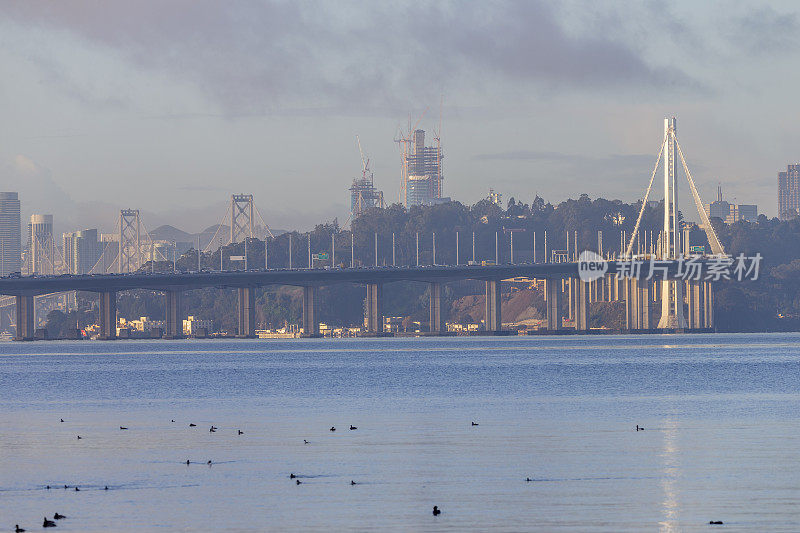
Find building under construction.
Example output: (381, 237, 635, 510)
(398, 128, 444, 207)
(350, 137, 384, 219)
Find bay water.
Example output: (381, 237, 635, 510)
(2, 334, 800, 531)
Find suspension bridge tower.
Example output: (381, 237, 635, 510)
(118, 209, 141, 274)
(230, 194, 254, 244)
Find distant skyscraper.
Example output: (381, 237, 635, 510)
(704, 185, 759, 224)
(778, 164, 800, 220)
(0, 192, 21, 276)
(28, 214, 54, 274)
(63, 229, 99, 274)
(398, 129, 445, 207)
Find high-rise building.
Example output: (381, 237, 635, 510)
(704, 186, 758, 224)
(399, 129, 445, 207)
(63, 229, 99, 274)
(28, 214, 54, 274)
(0, 192, 21, 276)
(778, 164, 800, 220)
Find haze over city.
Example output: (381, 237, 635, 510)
(2, 0, 799, 234)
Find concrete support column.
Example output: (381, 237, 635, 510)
(704, 281, 714, 329)
(429, 282, 444, 333)
(638, 278, 651, 330)
(302, 285, 319, 337)
(567, 278, 573, 320)
(237, 287, 256, 338)
(164, 290, 182, 339)
(365, 283, 383, 335)
(99, 291, 117, 340)
(625, 278, 637, 330)
(574, 278, 590, 331)
(14, 295, 34, 341)
(545, 278, 562, 330)
(484, 279, 502, 332)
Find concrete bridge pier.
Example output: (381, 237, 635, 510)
(625, 277, 652, 330)
(574, 278, 590, 331)
(14, 295, 34, 341)
(484, 280, 501, 333)
(302, 285, 319, 337)
(164, 290, 183, 339)
(429, 282, 444, 333)
(237, 287, 256, 338)
(99, 291, 117, 340)
(704, 281, 714, 329)
(686, 280, 714, 329)
(545, 278, 563, 330)
(365, 283, 383, 335)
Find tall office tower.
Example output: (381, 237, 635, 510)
(63, 229, 99, 274)
(778, 164, 800, 220)
(28, 214, 54, 274)
(399, 129, 444, 207)
(0, 192, 21, 276)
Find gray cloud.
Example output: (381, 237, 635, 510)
(726, 5, 799, 55)
(2, 0, 703, 113)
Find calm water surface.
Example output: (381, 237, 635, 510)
(2, 333, 800, 532)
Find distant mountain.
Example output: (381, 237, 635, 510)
(149, 225, 195, 243)
(147, 224, 286, 251)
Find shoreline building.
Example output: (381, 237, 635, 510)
(398, 129, 446, 207)
(0, 192, 21, 276)
(778, 164, 800, 220)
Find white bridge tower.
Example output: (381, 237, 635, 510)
(657, 117, 686, 329)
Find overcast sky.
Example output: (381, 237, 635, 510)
(1, 0, 798, 235)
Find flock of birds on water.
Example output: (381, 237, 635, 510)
(11, 419, 727, 530)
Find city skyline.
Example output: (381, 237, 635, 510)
(2, 1, 799, 234)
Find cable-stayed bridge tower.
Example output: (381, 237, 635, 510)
(625, 117, 726, 329)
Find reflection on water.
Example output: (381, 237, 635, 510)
(659, 417, 680, 532)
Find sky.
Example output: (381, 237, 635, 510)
(1, 0, 799, 235)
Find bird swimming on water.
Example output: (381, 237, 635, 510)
(189, 423, 196, 427)
(76, 435, 81, 439)
(636, 425, 644, 431)
(60, 418, 64, 423)
(53, 513, 66, 520)
(14, 525, 24, 532)
(104, 486, 108, 490)
(186, 460, 190, 465)
(290, 473, 296, 479)
(433, 506, 441, 516)
(349, 425, 357, 430)
(120, 426, 128, 430)
(330, 426, 336, 431)
(296, 479, 302, 485)
(709, 521, 723, 525)
(207, 460, 212, 465)
(238, 430, 243, 435)
(74, 487, 79, 491)
(303, 439, 309, 444)
(351, 480, 356, 485)
(471, 422, 479, 426)
(42, 516, 56, 528)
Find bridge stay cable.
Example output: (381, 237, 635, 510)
(625, 136, 666, 258)
(674, 139, 725, 256)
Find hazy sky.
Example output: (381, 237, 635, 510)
(1, 0, 799, 235)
